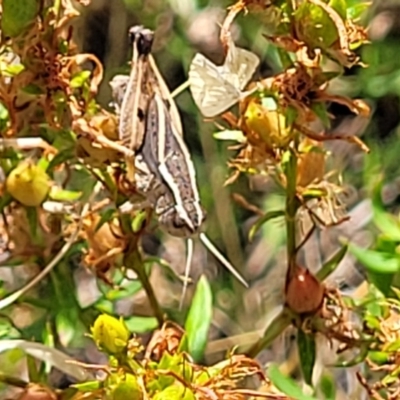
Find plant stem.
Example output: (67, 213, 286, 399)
(285, 149, 299, 284)
(0, 373, 28, 389)
(125, 240, 164, 326)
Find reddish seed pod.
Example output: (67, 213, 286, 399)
(285, 265, 324, 314)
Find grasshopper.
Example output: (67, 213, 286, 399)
(111, 26, 248, 305)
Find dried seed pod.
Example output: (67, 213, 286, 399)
(285, 265, 324, 314)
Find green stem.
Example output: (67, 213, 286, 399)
(0, 373, 28, 389)
(124, 240, 164, 326)
(285, 149, 299, 284)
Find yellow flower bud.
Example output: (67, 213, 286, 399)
(91, 314, 130, 355)
(6, 161, 51, 207)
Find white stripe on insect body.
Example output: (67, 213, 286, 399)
(137, 92, 205, 237)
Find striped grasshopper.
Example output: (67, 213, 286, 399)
(111, 26, 247, 304)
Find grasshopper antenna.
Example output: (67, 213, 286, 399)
(199, 233, 248, 287)
(179, 237, 194, 310)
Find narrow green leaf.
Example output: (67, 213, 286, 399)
(319, 374, 336, 400)
(3, 64, 25, 77)
(347, 2, 370, 19)
(317, 244, 348, 281)
(70, 71, 92, 89)
(27, 354, 40, 383)
(297, 330, 316, 385)
(268, 364, 318, 400)
(95, 208, 116, 232)
(71, 380, 102, 392)
(249, 210, 285, 241)
(26, 207, 39, 241)
(131, 210, 147, 233)
(248, 309, 292, 357)
(124, 316, 158, 333)
(347, 242, 400, 274)
(184, 275, 212, 362)
(49, 188, 82, 202)
(367, 271, 394, 296)
(105, 280, 142, 301)
(334, 344, 369, 367)
(372, 183, 400, 241)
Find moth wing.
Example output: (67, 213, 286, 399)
(223, 34, 260, 90)
(188, 53, 243, 118)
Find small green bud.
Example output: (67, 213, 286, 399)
(107, 373, 142, 400)
(91, 314, 130, 355)
(6, 161, 51, 207)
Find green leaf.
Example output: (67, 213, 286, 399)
(47, 149, 75, 172)
(22, 83, 44, 95)
(285, 106, 298, 127)
(124, 316, 158, 333)
(328, 0, 347, 20)
(294, 1, 340, 51)
(0, 193, 12, 213)
(131, 210, 147, 233)
(95, 208, 116, 232)
(27, 354, 41, 383)
(297, 330, 316, 385)
(71, 380, 102, 392)
(70, 71, 92, 89)
(319, 374, 336, 400)
(317, 244, 348, 281)
(372, 183, 400, 241)
(268, 364, 318, 400)
(184, 275, 212, 362)
(2, 64, 25, 77)
(1, 0, 40, 37)
(248, 309, 292, 356)
(105, 280, 143, 301)
(335, 344, 369, 367)
(347, 242, 400, 274)
(249, 210, 285, 241)
(347, 1, 370, 19)
(49, 188, 82, 202)
(367, 271, 394, 296)
(26, 207, 39, 242)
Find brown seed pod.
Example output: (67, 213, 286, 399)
(285, 265, 324, 314)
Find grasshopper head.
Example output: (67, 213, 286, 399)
(128, 26, 154, 56)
